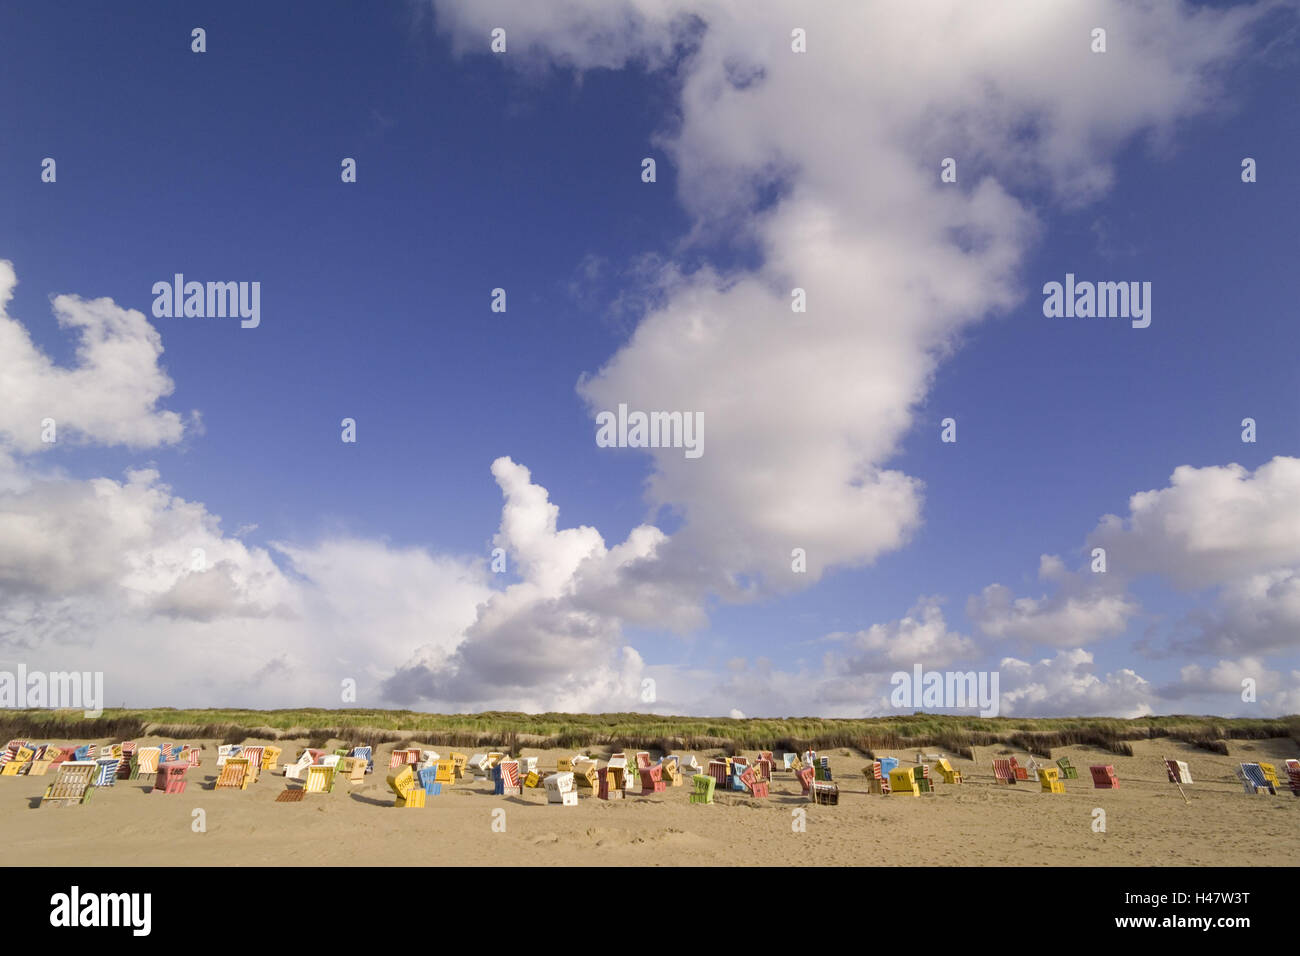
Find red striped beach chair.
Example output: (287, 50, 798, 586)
(1285, 760, 1300, 796)
(992, 759, 1017, 785)
(241, 746, 265, 778)
(1089, 765, 1120, 789)
(134, 746, 162, 778)
(1, 745, 34, 775)
(635, 752, 652, 772)
(1164, 759, 1191, 784)
(707, 759, 728, 792)
(184, 747, 202, 768)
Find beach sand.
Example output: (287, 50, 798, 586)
(5, 736, 1297, 866)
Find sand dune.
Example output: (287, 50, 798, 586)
(5, 737, 1297, 866)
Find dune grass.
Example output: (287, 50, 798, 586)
(1, 709, 1295, 759)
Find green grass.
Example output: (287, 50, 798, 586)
(1, 708, 1295, 759)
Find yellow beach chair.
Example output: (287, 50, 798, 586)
(304, 765, 336, 793)
(1038, 767, 1065, 793)
(888, 768, 919, 796)
(214, 757, 251, 790)
(935, 758, 963, 784)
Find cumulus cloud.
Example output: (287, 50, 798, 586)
(0, 260, 187, 453)
(967, 554, 1139, 646)
(382, 457, 699, 712)
(827, 596, 976, 671)
(1088, 457, 1300, 656)
(434, 0, 1264, 594)
(998, 649, 1154, 718)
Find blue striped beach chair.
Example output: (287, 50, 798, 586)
(94, 757, 121, 787)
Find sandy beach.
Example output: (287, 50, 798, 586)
(5, 736, 1297, 867)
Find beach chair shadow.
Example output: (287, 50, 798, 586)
(347, 792, 392, 808)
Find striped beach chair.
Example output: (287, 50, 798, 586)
(707, 759, 728, 792)
(348, 746, 373, 774)
(241, 747, 265, 779)
(304, 765, 336, 794)
(1240, 763, 1275, 795)
(134, 746, 162, 778)
(690, 774, 715, 804)
(992, 759, 1017, 785)
(184, 747, 202, 768)
(867, 760, 891, 794)
(912, 765, 932, 793)
(28, 746, 54, 776)
(782, 753, 796, 771)
(1165, 759, 1191, 785)
(493, 760, 521, 796)
(1284, 760, 1300, 796)
(1089, 765, 1120, 789)
(0, 745, 34, 775)
(635, 752, 652, 772)
(93, 757, 121, 787)
(216, 744, 241, 767)
(215, 757, 251, 790)
(41, 761, 98, 807)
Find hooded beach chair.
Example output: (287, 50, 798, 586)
(689, 774, 715, 804)
(812, 781, 840, 805)
(782, 753, 796, 771)
(449, 752, 467, 778)
(433, 758, 455, 786)
(889, 768, 919, 796)
(516, 756, 537, 775)
(1038, 767, 1065, 794)
(283, 751, 313, 781)
(678, 754, 702, 775)
(797, 766, 815, 795)
(545, 771, 578, 805)
(992, 759, 1017, 785)
(28, 746, 54, 776)
(912, 765, 932, 793)
(1056, 757, 1078, 779)
(598, 766, 625, 800)
(573, 760, 600, 790)
(640, 763, 666, 795)
(153, 762, 188, 794)
(867, 760, 890, 794)
(135, 746, 162, 778)
(41, 761, 97, 807)
(935, 758, 963, 784)
(94, 757, 121, 787)
(216, 744, 241, 767)
(1285, 760, 1300, 796)
(707, 759, 729, 792)
(215, 757, 252, 790)
(304, 765, 336, 794)
(184, 747, 202, 768)
(240, 747, 265, 778)
(635, 752, 652, 772)
(1164, 759, 1192, 785)
(1089, 765, 1120, 789)
(257, 745, 280, 772)
(338, 757, 366, 783)
(493, 760, 521, 796)
(1241, 763, 1275, 795)
(740, 767, 769, 798)
(661, 755, 683, 786)
(387, 765, 423, 807)
(1, 745, 34, 775)
(1009, 757, 1029, 781)
(1259, 763, 1281, 789)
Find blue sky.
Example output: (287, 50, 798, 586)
(0, 0, 1296, 717)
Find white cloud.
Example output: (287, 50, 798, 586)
(998, 649, 1154, 718)
(0, 260, 187, 453)
(827, 596, 976, 670)
(434, 0, 1263, 593)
